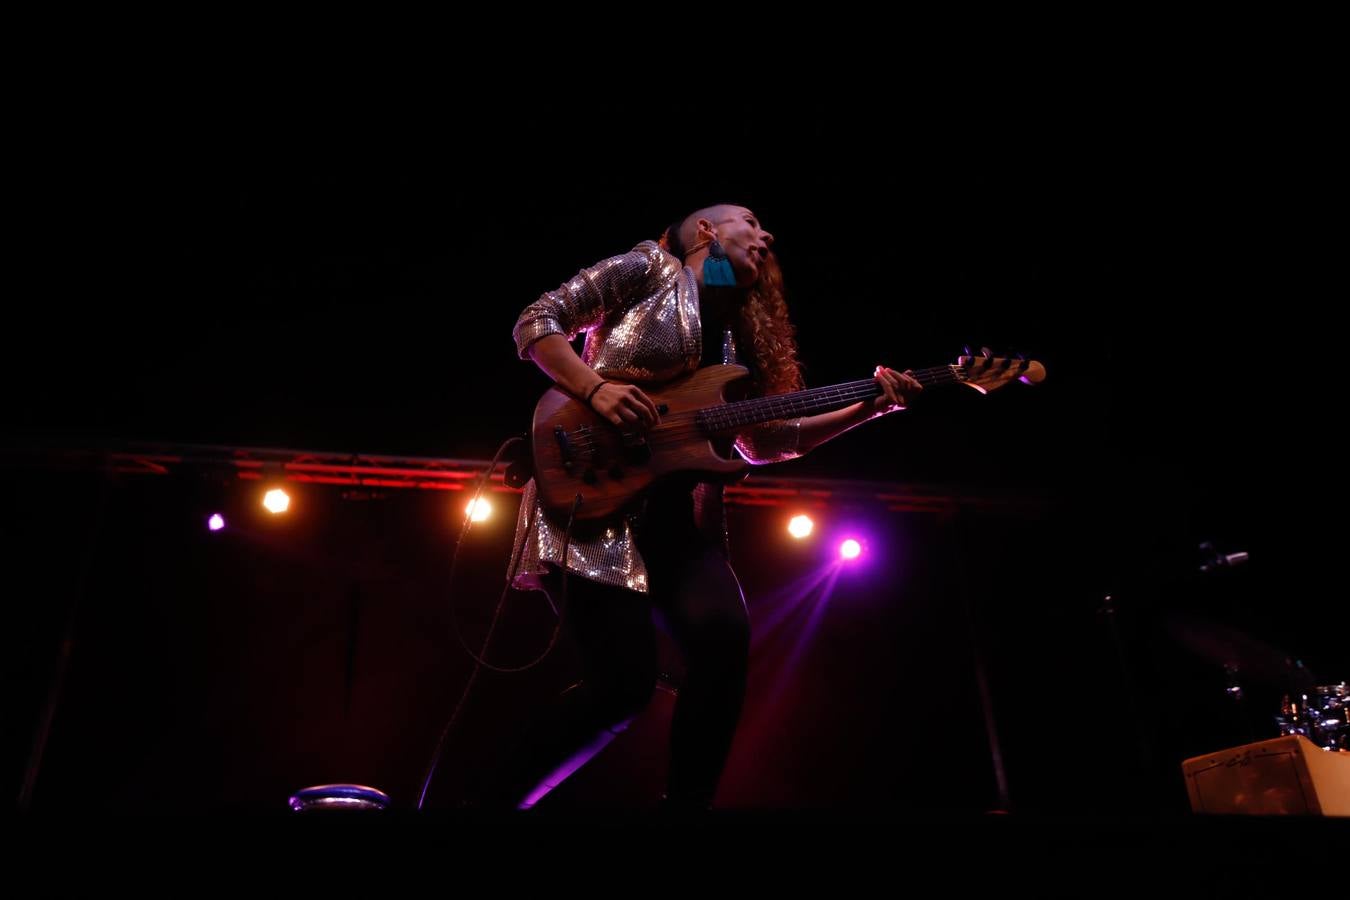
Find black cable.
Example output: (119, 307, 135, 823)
(415, 435, 580, 810)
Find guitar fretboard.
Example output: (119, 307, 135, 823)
(695, 364, 965, 433)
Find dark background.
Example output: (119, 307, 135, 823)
(4, 85, 1335, 816)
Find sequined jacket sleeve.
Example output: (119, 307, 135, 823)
(734, 416, 805, 465)
(513, 240, 665, 359)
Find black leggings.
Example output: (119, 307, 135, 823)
(494, 487, 750, 809)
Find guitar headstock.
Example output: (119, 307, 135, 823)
(955, 350, 1046, 394)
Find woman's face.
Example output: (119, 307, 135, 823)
(708, 206, 774, 288)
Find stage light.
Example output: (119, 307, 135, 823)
(207, 513, 226, 531)
(465, 497, 492, 522)
(263, 488, 291, 514)
(839, 538, 862, 560)
(787, 514, 814, 539)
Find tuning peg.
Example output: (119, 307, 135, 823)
(980, 347, 992, 359)
(962, 344, 973, 358)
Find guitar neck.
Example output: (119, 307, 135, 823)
(695, 363, 965, 433)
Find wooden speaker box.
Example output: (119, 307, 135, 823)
(1182, 735, 1350, 816)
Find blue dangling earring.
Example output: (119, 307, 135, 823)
(702, 238, 737, 287)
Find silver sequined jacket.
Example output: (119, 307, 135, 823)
(507, 240, 805, 593)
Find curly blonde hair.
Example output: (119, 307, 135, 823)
(659, 220, 805, 397)
(733, 251, 805, 396)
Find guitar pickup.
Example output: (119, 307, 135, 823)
(620, 432, 652, 466)
(553, 426, 575, 472)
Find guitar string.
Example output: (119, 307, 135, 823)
(560, 365, 984, 452)
(562, 369, 967, 452)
